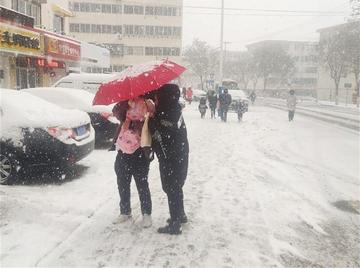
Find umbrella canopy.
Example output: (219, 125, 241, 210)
(93, 59, 186, 105)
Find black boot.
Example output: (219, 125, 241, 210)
(166, 214, 188, 224)
(158, 220, 182, 235)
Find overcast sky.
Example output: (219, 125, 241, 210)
(182, 0, 351, 51)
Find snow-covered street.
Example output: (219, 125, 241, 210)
(1, 104, 359, 268)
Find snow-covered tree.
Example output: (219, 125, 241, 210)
(250, 44, 294, 91)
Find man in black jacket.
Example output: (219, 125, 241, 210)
(148, 84, 189, 235)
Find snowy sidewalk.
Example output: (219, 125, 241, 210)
(1, 105, 359, 267)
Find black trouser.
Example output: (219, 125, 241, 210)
(114, 149, 152, 215)
(288, 110, 295, 121)
(159, 155, 188, 223)
(220, 106, 229, 122)
(237, 112, 243, 121)
(210, 106, 216, 118)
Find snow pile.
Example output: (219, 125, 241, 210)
(24, 87, 114, 114)
(0, 89, 90, 135)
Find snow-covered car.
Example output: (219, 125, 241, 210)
(53, 73, 116, 94)
(227, 89, 250, 112)
(192, 89, 207, 102)
(0, 89, 95, 185)
(23, 87, 119, 145)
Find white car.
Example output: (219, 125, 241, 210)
(53, 73, 117, 94)
(0, 89, 95, 184)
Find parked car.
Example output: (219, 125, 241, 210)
(192, 89, 207, 102)
(53, 73, 116, 94)
(227, 89, 250, 112)
(23, 87, 119, 146)
(0, 89, 95, 184)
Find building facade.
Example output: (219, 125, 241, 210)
(0, 3, 81, 89)
(247, 40, 318, 96)
(317, 22, 360, 105)
(67, 0, 183, 72)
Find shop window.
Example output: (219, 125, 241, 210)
(112, 25, 122, 34)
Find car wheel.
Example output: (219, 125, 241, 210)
(0, 153, 19, 185)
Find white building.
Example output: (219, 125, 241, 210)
(247, 40, 318, 96)
(67, 0, 183, 72)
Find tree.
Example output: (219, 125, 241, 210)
(183, 39, 215, 90)
(344, 21, 360, 106)
(319, 23, 359, 105)
(349, 0, 360, 21)
(250, 43, 294, 91)
(224, 52, 253, 90)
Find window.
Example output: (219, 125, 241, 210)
(91, 3, 101, 12)
(124, 5, 134, 14)
(91, 24, 101, 33)
(80, 3, 90, 12)
(133, 47, 144, 55)
(102, 4, 112, 13)
(155, 6, 161, 15)
(53, 15, 64, 33)
(73, 2, 80, 11)
(70, 23, 80, 32)
(101, 24, 112, 34)
(124, 25, 134, 35)
(146, 26, 154, 36)
(134, 25, 144, 36)
(145, 6, 154, 15)
(145, 47, 154, 55)
(112, 5, 122, 14)
(112, 25, 122, 34)
(134, 6, 144, 15)
(80, 24, 90, 33)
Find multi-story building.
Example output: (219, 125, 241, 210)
(247, 40, 318, 96)
(317, 21, 360, 104)
(68, 0, 183, 73)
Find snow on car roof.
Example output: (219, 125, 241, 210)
(0, 89, 90, 132)
(24, 87, 113, 113)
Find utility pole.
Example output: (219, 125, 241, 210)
(219, 0, 224, 86)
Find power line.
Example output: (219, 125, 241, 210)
(183, 12, 346, 17)
(183, 5, 347, 15)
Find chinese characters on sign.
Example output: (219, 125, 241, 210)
(45, 35, 81, 61)
(0, 24, 41, 54)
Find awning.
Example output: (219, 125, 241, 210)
(52, 4, 74, 17)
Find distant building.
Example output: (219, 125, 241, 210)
(68, 0, 183, 73)
(317, 21, 360, 105)
(247, 40, 318, 96)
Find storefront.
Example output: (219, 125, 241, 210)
(0, 21, 43, 89)
(42, 33, 81, 86)
(1, 6, 81, 89)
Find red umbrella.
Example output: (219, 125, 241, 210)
(93, 59, 186, 105)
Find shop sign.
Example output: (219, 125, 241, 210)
(0, 23, 42, 55)
(45, 35, 80, 61)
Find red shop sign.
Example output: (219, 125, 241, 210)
(45, 35, 80, 61)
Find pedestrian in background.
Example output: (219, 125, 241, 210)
(207, 90, 218, 119)
(287, 89, 297, 121)
(185, 87, 193, 104)
(198, 97, 208, 119)
(218, 88, 232, 122)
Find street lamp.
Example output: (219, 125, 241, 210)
(219, 0, 224, 86)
